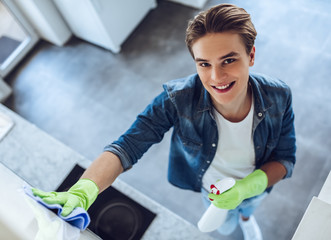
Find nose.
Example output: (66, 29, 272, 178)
(211, 66, 227, 82)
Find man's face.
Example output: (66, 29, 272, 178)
(191, 32, 255, 113)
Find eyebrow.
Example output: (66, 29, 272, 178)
(195, 51, 240, 62)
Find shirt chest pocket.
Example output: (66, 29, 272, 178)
(175, 118, 203, 151)
(174, 111, 211, 154)
(178, 133, 203, 150)
(266, 138, 278, 149)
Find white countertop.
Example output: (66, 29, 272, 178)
(291, 171, 331, 240)
(0, 162, 100, 240)
(318, 171, 331, 204)
(0, 104, 214, 240)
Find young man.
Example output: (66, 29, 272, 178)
(33, 4, 296, 240)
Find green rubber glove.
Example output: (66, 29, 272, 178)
(208, 169, 268, 210)
(32, 179, 99, 217)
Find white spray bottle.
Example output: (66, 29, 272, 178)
(198, 177, 236, 232)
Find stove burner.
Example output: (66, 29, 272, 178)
(95, 202, 141, 240)
(57, 164, 156, 240)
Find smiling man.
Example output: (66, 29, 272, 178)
(33, 4, 296, 240)
(192, 32, 254, 122)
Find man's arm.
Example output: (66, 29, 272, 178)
(32, 151, 124, 216)
(260, 161, 287, 188)
(81, 151, 124, 193)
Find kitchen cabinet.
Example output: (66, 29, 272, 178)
(0, 77, 11, 102)
(13, 0, 71, 46)
(53, 0, 157, 53)
(167, 0, 208, 9)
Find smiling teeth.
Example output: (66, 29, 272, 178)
(215, 83, 230, 90)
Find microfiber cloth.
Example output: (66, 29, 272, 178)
(23, 186, 90, 231)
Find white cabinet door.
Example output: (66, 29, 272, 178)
(0, 0, 39, 78)
(54, 0, 157, 53)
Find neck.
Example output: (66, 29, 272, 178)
(214, 84, 252, 122)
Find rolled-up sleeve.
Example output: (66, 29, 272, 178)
(104, 143, 133, 171)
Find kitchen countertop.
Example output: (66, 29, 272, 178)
(291, 170, 331, 240)
(0, 104, 214, 240)
(0, 162, 100, 240)
(318, 170, 331, 204)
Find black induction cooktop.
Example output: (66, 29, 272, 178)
(56, 164, 156, 240)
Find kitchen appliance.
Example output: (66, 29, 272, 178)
(57, 164, 156, 240)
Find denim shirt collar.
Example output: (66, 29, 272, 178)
(196, 86, 213, 114)
(249, 74, 273, 113)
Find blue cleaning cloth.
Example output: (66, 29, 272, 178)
(24, 186, 90, 231)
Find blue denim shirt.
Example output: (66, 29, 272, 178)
(105, 73, 296, 192)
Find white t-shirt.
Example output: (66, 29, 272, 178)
(202, 101, 256, 190)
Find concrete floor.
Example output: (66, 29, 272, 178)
(4, 0, 331, 239)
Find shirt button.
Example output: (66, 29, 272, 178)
(202, 169, 205, 172)
(258, 112, 263, 118)
(212, 143, 216, 147)
(206, 161, 210, 164)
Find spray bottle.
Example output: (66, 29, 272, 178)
(198, 177, 236, 232)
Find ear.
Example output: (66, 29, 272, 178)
(249, 46, 255, 67)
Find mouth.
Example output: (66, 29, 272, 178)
(212, 81, 235, 93)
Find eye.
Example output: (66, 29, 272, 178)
(224, 58, 236, 65)
(199, 62, 211, 67)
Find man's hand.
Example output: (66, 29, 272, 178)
(208, 170, 268, 210)
(32, 179, 99, 217)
